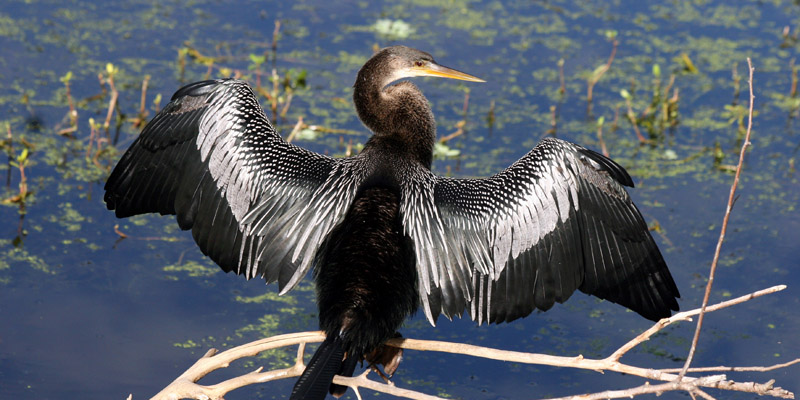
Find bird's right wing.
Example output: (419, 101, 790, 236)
(105, 79, 365, 293)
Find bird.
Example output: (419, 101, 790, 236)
(104, 45, 680, 399)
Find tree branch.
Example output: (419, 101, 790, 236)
(679, 57, 756, 380)
(144, 286, 793, 400)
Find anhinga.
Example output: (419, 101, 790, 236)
(105, 46, 679, 399)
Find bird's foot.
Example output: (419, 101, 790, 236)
(364, 333, 404, 382)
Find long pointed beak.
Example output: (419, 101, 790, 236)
(410, 63, 485, 82)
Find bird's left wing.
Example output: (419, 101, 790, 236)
(402, 137, 679, 325)
(105, 79, 365, 293)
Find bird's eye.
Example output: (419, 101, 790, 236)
(415, 61, 424, 67)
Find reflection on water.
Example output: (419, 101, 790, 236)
(0, 1, 798, 399)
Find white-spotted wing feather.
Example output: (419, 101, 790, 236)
(403, 137, 679, 325)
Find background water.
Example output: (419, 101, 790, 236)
(0, 1, 798, 399)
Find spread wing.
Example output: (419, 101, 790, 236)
(104, 79, 365, 293)
(403, 137, 680, 325)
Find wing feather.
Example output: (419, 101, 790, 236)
(105, 79, 364, 293)
(404, 137, 679, 325)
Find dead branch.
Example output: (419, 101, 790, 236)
(545, 375, 729, 400)
(679, 57, 756, 380)
(148, 332, 319, 400)
(142, 285, 793, 400)
(662, 359, 800, 374)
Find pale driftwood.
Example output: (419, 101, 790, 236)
(662, 359, 800, 374)
(144, 285, 794, 400)
(148, 332, 320, 400)
(544, 375, 729, 400)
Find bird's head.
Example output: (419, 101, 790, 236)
(359, 46, 485, 89)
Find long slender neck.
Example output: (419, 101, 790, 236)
(354, 68, 436, 169)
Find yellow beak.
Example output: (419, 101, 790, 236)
(409, 63, 485, 82)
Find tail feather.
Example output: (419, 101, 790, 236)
(330, 354, 359, 397)
(290, 335, 346, 400)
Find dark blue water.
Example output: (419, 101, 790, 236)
(1, 1, 798, 399)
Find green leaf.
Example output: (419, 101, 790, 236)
(295, 69, 307, 88)
(433, 142, 460, 158)
(678, 53, 698, 74)
(59, 71, 73, 84)
(248, 53, 266, 66)
(590, 64, 607, 80)
(295, 128, 318, 141)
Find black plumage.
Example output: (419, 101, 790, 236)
(104, 45, 679, 399)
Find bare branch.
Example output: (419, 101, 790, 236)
(142, 286, 793, 400)
(333, 370, 447, 400)
(149, 331, 323, 400)
(662, 358, 800, 373)
(679, 57, 756, 379)
(609, 285, 785, 361)
(545, 375, 728, 400)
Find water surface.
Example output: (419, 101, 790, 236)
(1, 1, 798, 399)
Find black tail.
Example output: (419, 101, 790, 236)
(329, 352, 358, 397)
(291, 334, 356, 400)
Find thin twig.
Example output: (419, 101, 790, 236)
(333, 373, 446, 400)
(139, 76, 149, 116)
(546, 104, 558, 136)
(279, 92, 294, 119)
(270, 20, 281, 70)
(624, 95, 647, 143)
(679, 58, 756, 380)
(433, 81, 474, 145)
(545, 375, 728, 400)
(5, 122, 12, 188)
(486, 99, 495, 136)
(693, 388, 719, 400)
(133, 75, 150, 128)
(608, 285, 785, 362)
(86, 119, 98, 159)
(662, 358, 800, 373)
(103, 73, 119, 131)
(587, 39, 618, 106)
(113, 224, 128, 239)
(597, 118, 608, 156)
(345, 138, 353, 157)
(269, 68, 279, 122)
(286, 116, 304, 143)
